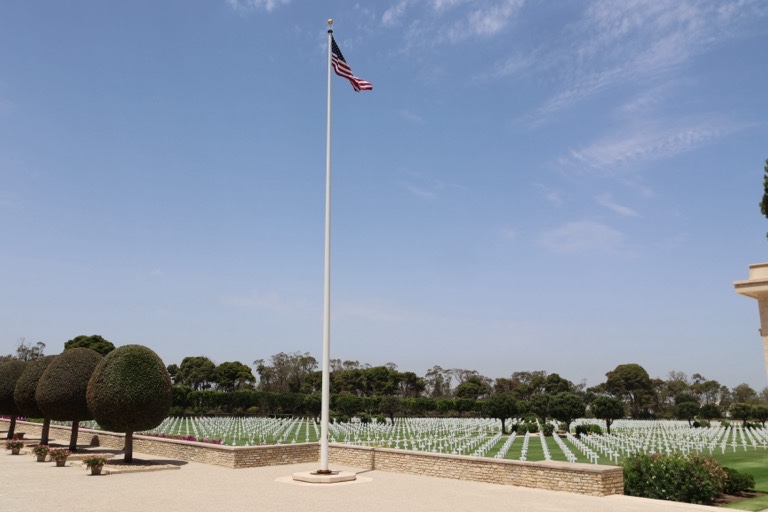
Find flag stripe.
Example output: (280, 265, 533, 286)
(331, 35, 372, 92)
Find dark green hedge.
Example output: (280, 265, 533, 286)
(87, 344, 172, 433)
(13, 355, 55, 417)
(36, 348, 102, 421)
(0, 360, 27, 416)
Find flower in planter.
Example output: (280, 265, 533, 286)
(5, 440, 24, 450)
(32, 444, 50, 457)
(49, 448, 71, 462)
(82, 456, 108, 469)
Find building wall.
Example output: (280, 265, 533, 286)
(3, 419, 623, 495)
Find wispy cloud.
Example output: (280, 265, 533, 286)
(383, 0, 524, 45)
(226, 0, 290, 12)
(398, 109, 425, 124)
(568, 119, 741, 171)
(402, 182, 436, 198)
(383, 1, 408, 26)
(533, 0, 767, 117)
(534, 183, 563, 207)
(401, 179, 464, 199)
(538, 220, 625, 254)
(596, 193, 640, 218)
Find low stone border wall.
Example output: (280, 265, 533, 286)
(2, 419, 622, 496)
(1, 420, 317, 468)
(330, 444, 623, 496)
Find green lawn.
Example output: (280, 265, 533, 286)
(709, 449, 768, 510)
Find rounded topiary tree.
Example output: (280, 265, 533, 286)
(13, 355, 56, 444)
(87, 344, 172, 462)
(0, 359, 28, 439)
(36, 348, 102, 451)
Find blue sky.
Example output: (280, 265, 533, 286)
(2, 0, 768, 391)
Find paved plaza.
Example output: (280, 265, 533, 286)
(0, 439, 730, 512)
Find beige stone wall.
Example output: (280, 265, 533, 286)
(328, 445, 623, 496)
(2, 420, 316, 468)
(2, 419, 622, 495)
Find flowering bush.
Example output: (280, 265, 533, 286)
(31, 444, 50, 456)
(623, 453, 728, 504)
(49, 448, 71, 462)
(141, 432, 223, 444)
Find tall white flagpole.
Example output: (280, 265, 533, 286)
(318, 18, 334, 474)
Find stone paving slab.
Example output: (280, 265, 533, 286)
(1, 444, 729, 512)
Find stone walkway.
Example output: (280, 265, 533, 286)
(0, 440, 730, 512)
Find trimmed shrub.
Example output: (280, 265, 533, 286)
(0, 360, 27, 438)
(36, 348, 102, 421)
(723, 467, 755, 495)
(87, 345, 172, 463)
(13, 355, 55, 417)
(623, 453, 727, 504)
(87, 345, 172, 433)
(13, 355, 56, 444)
(542, 423, 555, 436)
(0, 360, 27, 416)
(575, 423, 603, 437)
(517, 422, 538, 433)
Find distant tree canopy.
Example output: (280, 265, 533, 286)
(178, 356, 217, 391)
(215, 361, 255, 392)
(15, 339, 46, 361)
(604, 363, 654, 419)
(481, 392, 519, 434)
(590, 396, 624, 434)
(64, 334, 115, 356)
(454, 375, 492, 400)
(549, 392, 586, 432)
(760, 158, 768, 237)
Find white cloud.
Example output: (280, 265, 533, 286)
(387, 0, 524, 46)
(431, 0, 470, 12)
(467, 0, 524, 37)
(538, 220, 624, 253)
(488, 52, 537, 79)
(226, 0, 290, 12)
(401, 179, 464, 199)
(596, 193, 640, 218)
(383, 1, 409, 26)
(533, 0, 767, 117)
(568, 120, 740, 171)
(534, 183, 563, 206)
(398, 109, 425, 124)
(402, 182, 436, 198)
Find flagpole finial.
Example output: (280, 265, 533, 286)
(328, 19, 333, 26)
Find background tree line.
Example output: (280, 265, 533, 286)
(5, 339, 768, 433)
(159, 351, 768, 431)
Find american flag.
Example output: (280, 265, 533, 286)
(331, 35, 373, 92)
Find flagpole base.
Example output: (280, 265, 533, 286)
(292, 470, 357, 484)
